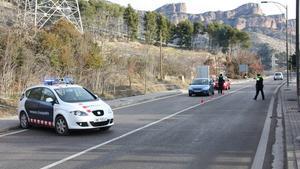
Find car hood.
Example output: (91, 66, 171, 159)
(64, 100, 112, 112)
(189, 85, 210, 89)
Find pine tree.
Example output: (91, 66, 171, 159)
(124, 4, 139, 41)
(144, 11, 157, 44)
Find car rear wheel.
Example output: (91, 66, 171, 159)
(20, 112, 29, 129)
(55, 116, 69, 136)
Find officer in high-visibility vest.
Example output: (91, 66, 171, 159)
(253, 74, 265, 100)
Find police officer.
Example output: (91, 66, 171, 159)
(218, 74, 225, 94)
(254, 74, 265, 100)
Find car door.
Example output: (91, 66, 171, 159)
(25, 87, 43, 120)
(39, 88, 56, 124)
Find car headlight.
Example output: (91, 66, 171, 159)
(188, 86, 193, 90)
(70, 111, 88, 116)
(107, 107, 113, 114)
(203, 86, 210, 90)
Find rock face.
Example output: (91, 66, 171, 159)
(155, 3, 295, 37)
(155, 3, 187, 14)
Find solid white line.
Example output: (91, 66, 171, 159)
(40, 85, 250, 169)
(0, 93, 184, 139)
(0, 129, 28, 138)
(250, 82, 285, 169)
(112, 93, 184, 111)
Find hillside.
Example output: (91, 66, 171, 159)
(155, 3, 295, 53)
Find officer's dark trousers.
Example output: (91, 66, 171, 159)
(254, 88, 265, 100)
(218, 87, 223, 94)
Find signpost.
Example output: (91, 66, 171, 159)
(239, 64, 249, 78)
(296, 0, 300, 110)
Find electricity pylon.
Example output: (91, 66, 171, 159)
(23, 0, 83, 33)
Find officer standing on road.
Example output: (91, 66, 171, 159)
(253, 73, 265, 100)
(218, 74, 225, 94)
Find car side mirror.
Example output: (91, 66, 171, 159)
(45, 98, 54, 104)
(95, 94, 99, 98)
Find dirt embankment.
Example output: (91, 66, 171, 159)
(0, 41, 219, 118)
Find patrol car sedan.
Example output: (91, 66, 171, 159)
(18, 84, 114, 135)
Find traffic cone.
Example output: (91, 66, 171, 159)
(200, 99, 204, 104)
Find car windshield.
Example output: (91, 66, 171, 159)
(55, 87, 97, 103)
(275, 73, 282, 76)
(191, 79, 209, 85)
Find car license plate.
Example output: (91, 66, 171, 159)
(194, 90, 201, 92)
(95, 117, 107, 122)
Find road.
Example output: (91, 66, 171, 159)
(0, 78, 282, 169)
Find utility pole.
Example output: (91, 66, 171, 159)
(261, 1, 289, 87)
(286, 5, 289, 87)
(159, 30, 163, 80)
(296, 0, 300, 110)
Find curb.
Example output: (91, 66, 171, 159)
(0, 90, 184, 133)
(0, 116, 20, 133)
(0, 125, 20, 133)
(107, 90, 184, 109)
(251, 81, 285, 169)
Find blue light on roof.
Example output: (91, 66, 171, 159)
(43, 77, 75, 85)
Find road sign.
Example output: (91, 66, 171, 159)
(239, 64, 248, 73)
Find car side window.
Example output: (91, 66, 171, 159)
(41, 88, 57, 102)
(27, 88, 43, 100)
(25, 90, 31, 98)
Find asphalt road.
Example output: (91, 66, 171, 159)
(0, 78, 282, 169)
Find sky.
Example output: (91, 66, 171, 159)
(107, 0, 296, 19)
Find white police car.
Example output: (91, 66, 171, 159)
(18, 78, 114, 135)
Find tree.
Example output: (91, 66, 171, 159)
(156, 14, 169, 43)
(123, 4, 139, 41)
(156, 14, 170, 80)
(143, 11, 157, 44)
(193, 22, 205, 35)
(205, 22, 250, 54)
(175, 20, 194, 49)
(256, 43, 274, 70)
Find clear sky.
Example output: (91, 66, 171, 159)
(107, 0, 296, 19)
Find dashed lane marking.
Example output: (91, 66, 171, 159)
(40, 85, 250, 169)
(0, 129, 28, 138)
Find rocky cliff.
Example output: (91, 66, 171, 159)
(155, 3, 295, 37)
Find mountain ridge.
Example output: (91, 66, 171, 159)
(155, 3, 295, 36)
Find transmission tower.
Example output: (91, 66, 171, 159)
(23, 0, 83, 33)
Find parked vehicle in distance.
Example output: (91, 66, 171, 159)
(273, 72, 283, 80)
(18, 77, 114, 135)
(188, 78, 214, 96)
(214, 76, 231, 90)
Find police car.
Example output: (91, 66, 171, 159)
(18, 78, 114, 135)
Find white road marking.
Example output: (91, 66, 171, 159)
(40, 85, 250, 169)
(0, 79, 252, 139)
(251, 82, 285, 169)
(0, 129, 28, 138)
(112, 93, 184, 110)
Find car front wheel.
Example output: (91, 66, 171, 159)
(20, 112, 29, 129)
(55, 116, 69, 136)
